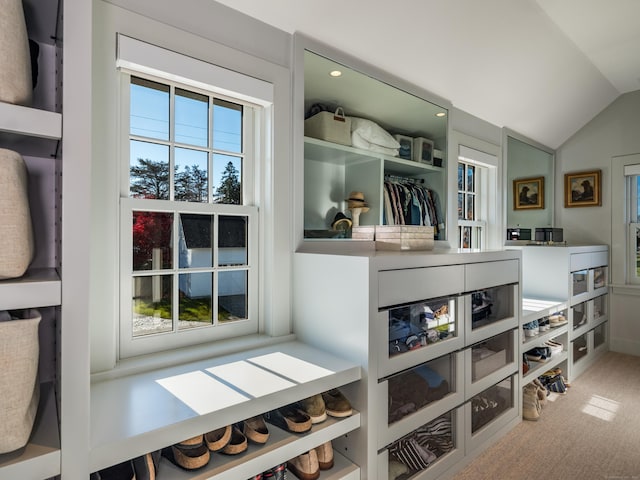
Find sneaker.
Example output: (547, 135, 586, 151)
(314, 441, 334, 470)
(539, 318, 550, 331)
(298, 394, 327, 424)
(523, 319, 539, 337)
(321, 389, 353, 418)
(288, 450, 320, 480)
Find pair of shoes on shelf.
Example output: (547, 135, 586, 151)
(90, 451, 161, 480)
(265, 405, 313, 433)
(523, 319, 539, 337)
(204, 424, 249, 454)
(288, 441, 334, 480)
(538, 318, 550, 331)
(549, 313, 568, 327)
(162, 435, 210, 471)
(321, 388, 353, 418)
(242, 415, 270, 444)
(297, 394, 327, 424)
(545, 339, 563, 355)
(524, 346, 551, 362)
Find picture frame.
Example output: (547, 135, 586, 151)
(513, 176, 544, 210)
(564, 169, 601, 208)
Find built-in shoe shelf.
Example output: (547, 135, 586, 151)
(90, 340, 361, 473)
(159, 416, 360, 480)
(0, 382, 60, 479)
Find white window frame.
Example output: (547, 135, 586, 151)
(453, 135, 501, 250)
(116, 36, 271, 359)
(612, 154, 640, 288)
(457, 159, 486, 249)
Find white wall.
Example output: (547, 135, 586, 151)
(555, 89, 640, 355)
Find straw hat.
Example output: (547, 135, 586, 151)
(346, 191, 370, 212)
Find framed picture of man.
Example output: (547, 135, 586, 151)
(514, 176, 544, 210)
(564, 169, 601, 207)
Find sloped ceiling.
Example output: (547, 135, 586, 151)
(212, 0, 639, 149)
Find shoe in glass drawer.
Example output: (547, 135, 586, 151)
(388, 298, 457, 356)
(470, 377, 513, 433)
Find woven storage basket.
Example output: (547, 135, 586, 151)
(0, 148, 34, 279)
(304, 107, 352, 146)
(0, 0, 33, 105)
(0, 309, 41, 453)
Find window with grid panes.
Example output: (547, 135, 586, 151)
(119, 73, 261, 358)
(457, 160, 486, 249)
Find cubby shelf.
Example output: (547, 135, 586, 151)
(0, 382, 60, 479)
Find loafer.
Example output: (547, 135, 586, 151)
(321, 389, 353, 417)
(314, 441, 334, 470)
(221, 426, 248, 454)
(162, 436, 210, 471)
(243, 415, 270, 444)
(264, 406, 312, 433)
(298, 394, 327, 424)
(288, 450, 320, 480)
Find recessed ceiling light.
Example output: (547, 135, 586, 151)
(329, 70, 342, 77)
(435, 112, 446, 117)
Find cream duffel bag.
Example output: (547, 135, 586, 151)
(0, 309, 41, 453)
(0, 148, 35, 279)
(0, 0, 33, 105)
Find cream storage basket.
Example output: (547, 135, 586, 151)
(0, 0, 33, 105)
(0, 309, 41, 453)
(0, 148, 35, 279)
(304, 107, 352, 146)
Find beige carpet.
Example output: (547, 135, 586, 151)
(452, 351, 640, 480)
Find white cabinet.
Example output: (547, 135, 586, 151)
(519, 245, 609, 382)
(293, 248, 521, 479)
(0, 0, 63, 477)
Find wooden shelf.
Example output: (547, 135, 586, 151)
(90, 340, 361, 472)
(0, 268, 61, 310)
(0, 102, 61, 140)
(0, 382, 60, 479)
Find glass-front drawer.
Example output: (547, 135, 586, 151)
(573, 333, 588, 364)
(469, 376, 514, 435)
(571, 301, 588, 331)
(386, 411, 458, 479)
(593, 266, 607, 290)
(593, 323, 607, 350)
(388, 355, 454, 426)
(470, 330, 515, 383)
(466, 283, 518, 345)
(593, 295, 607, 322)
(380, 296, 464, 377)
(571, 269, 588, 297)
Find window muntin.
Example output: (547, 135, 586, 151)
(457, 160, 484, 249)
(121, 73, 259, 357)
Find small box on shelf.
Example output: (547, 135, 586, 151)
(375, 225, 434, 251)
(413, 137, 434, 165)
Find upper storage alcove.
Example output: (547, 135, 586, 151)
(294, 37, 451, 246)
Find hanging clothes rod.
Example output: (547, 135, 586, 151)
(384, 174, 424, 184)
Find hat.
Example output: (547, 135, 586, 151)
(346, 191, 370, 212)
(331, 212, 352, 231)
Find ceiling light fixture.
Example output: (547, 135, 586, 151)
(435, 112, 446, 117)
(329, 70, 342, 77)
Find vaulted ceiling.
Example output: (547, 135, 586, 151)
(212, 0, 640, 149)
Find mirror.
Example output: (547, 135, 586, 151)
(505, 131, 555, 242)
(302, 49, 450, 241)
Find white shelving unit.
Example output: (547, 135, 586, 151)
(293, 248, 522, 480)
(519, 245, 609, 382)
(520, 298, 569, 384)
(0, 3, 63, 477)
(90, 340, 361, 478)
